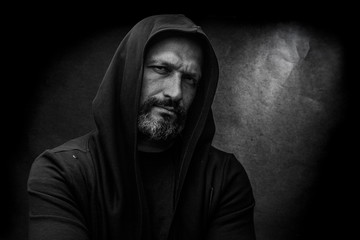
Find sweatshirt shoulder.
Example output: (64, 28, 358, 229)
(29, 133, 95, 182)
(208, 146, 231, 160)
(207, 145, 249, 177)
(51, 132, 91, 153)
(28, 133, 96, 218)
(208, 146, 240, 165)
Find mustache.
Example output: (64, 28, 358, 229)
(139, 97, 186, 117)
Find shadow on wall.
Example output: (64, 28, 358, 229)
(3, 18, 352, 240)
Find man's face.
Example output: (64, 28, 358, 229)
(138, 36, 203, 141)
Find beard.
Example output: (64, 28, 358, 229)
(138, 97, 186, 141)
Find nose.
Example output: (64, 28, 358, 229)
(163, 73, 182, 102)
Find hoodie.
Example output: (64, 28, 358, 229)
(27, 14, 255, 240)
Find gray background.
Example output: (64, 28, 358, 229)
(2, 13, 356, 240)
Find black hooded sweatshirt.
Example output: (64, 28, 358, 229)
(27, 14, 256, 240)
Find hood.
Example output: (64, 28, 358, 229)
(91, 14, 219, 239)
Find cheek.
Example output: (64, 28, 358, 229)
(140, 73, 158, 104)
(182, 88, 197, 110)
(139, 81, 148, 104)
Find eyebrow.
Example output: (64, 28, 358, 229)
(147, 60, 201, 79)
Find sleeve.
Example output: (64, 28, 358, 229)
(27, 151, 89, 240)
(206, 154, 256, 240)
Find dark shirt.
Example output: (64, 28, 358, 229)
(138, 145, 179, 240)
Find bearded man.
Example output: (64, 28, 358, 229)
(28, 14, 256, 240)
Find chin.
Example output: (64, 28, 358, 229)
(138, 116, 180, 141)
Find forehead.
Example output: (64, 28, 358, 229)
(145, 36, 203, 64)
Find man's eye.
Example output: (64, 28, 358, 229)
(183, 77, 198, 87)
(152, 66, 169, 74)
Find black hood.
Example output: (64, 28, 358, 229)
(91, 14, 219, 239)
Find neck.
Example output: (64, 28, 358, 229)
(137, 135, 175, 153)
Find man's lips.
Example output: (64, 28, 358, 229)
(154, 106, 176, 115)
(160, 106, 175, 112)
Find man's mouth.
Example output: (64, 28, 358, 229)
(154, 106, 176, 115)
(160, 106, 175, 112)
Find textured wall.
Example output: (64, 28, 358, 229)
(4, 17, 351, 240)
(206, 21, 345, 239)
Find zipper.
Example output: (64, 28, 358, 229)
(208, 186, 214, 217)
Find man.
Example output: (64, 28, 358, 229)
(28, 14, 256, 240)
